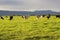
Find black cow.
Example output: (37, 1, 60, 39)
(56, 15, 60, 18)
(1, 17, 4, 20)
(9, 16, 13, 20)
(42, 15, 45, 17)
(47, 14, 51, 19)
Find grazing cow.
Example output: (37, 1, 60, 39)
(40, 16, 43, 18)
(47, 14, 51, 19)
(42, 15, 45, 17)
(56, 15, 60, 18)
(10, 16, 13, 20)
(22, 16, 28, 19)
(22, 16, 24, 19)
(37, 15, 40, 19)
(37, 15, 45, 19)
(1, 17, 4, 20)
(25, 16, 29, 19)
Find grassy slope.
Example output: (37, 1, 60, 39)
(0, 16, 60, 40)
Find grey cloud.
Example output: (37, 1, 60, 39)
(0, 0, 24, 6)
(0, 0, 60, 11)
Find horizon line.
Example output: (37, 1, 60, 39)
(0, 9, 60, 12)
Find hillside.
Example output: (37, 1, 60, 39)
(0, 10, 60, 16)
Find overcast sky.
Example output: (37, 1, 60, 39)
(0, 0, 60, 11)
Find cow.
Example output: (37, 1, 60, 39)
(42, 15, 45, 17)
(56, 15, 60, 18)
(9, 16, 13, 20)
(1, 17, 4, 20)
(25, 16, 29, 19)
(22, 16, 29, 19)
(47, 14, 51, 19)
(37, 15, 45, 19)
(37, 15, 40, 19)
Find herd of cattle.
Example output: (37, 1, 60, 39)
(0, 14, 60, 20)
(0, 16, 13, 20)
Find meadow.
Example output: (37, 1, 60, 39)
(0, 16, 60, 40)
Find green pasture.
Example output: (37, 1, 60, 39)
(0, 16, 60, 40)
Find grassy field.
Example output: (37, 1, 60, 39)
(0, 16, 60, 40)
